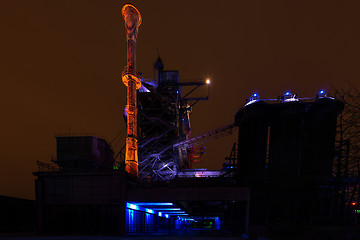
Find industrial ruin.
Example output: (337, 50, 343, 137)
(33, 4, 346, 237)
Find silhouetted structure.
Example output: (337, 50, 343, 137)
(0, 195, 35, 233)
(235, 93, 344, 225)
(34, 133, 249, 235)
(32, 3, 347, 237)
(55, 136, 114, 171)
(137, 57, 210, 181)
(33, 92, 344, 236)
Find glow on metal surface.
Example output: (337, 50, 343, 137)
(133, 202, 174, 206)
(122, 4, 142, 26)
(127, 203, 138, 210)
(160, 211, 185, 214)
(317, 89, 327, 98)
(152, 208, 181, 211)
(122, 4, 142, 176)
(146, 208, 154, 214)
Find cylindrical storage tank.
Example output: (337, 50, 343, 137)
(302, 98, 344, 179)
(235, 101, 269, 183)
(268, 101, 306, 178)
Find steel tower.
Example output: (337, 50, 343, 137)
(122, 4, 142, 176)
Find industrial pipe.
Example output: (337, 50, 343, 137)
(122, 4, 142, 176)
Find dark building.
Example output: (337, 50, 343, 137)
(34, 73, 249, 235)
(34, 88, 345, 237)
(55, 136, 114, 171)
(34, 167, 249, 235)
(0, 195, 35, 233)
(235, 92, 344, 225)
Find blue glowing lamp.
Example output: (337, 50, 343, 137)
(317, 90, 327, 99)
(283, 91, 293, 100)
(250, 93, 260, 102)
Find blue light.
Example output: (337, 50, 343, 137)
(152, 208, 181, 211)
(167, 213, 188, 216)
(249, 93, 260, 102)
(215, 216, 221, 230)
(283, 91, 294, 101)
(158, 212, 162, 217)
(133, 202, 174, 206)
(127, 203, 138, 210)
(127, 209, 136, 232)
(165, 214, 169, 218)
(317, 89, 327, 99)
(145, 213, 153, 228)
(160, 211, 185, 214)
(146, 208, 154, 214)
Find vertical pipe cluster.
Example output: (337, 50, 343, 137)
(122, 4, 142, 176)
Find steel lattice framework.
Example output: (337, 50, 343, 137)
(137, 60, 211, 181)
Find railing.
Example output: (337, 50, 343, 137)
(36, 160, 58, 172)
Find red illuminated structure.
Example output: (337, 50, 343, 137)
(122, 4, 142, 176)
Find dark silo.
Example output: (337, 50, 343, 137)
(302, 97, 344, 179)
(235, 100, 270, 183)
(268, 101, 306, 178)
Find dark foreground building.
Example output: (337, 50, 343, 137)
(34, 136, 250, 235)
(0, 195, 35, 232)
(235, 92, 344, 226)
(33, 55, 251, 236)
(33, 91, 344, 237)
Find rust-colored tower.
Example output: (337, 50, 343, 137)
(122, 4, 142, 176)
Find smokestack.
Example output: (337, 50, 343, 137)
(122, 4, 142, 176)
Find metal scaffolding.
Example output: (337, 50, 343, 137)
(137, 59, 210, 181)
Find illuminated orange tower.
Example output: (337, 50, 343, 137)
(122, 4, 142, 176)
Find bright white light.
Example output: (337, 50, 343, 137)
(127, 203, 138, 210)
(161, 211, 185, 214)
(152, 208, 181, 211)
(317, 90, 327, 98)
(146, 208, 154, 214)
(135, 202, 173, 206)
(206, 79, 211, 84)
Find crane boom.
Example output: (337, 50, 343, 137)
(174, 123, 237, 149)
(173, 123, 237, 167)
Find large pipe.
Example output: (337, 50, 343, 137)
(122, 4, 142, 176)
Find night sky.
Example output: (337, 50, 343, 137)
(1, 0, 359, 200)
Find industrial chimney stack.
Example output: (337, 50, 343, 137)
(122, 4, 142, 176)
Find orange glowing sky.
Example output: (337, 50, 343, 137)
(1, 0, 359, 199)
